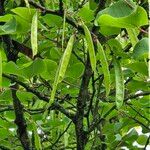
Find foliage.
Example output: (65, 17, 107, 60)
(0, 0, 149, 150)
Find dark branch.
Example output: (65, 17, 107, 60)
(11, 84, 31, 150)
(28, 0, 83, 32)
(50, 121, 72, 149)
(144, 135, 150, 150)
(3, 74, 75, 121)
(59, 0, 63, 13)
(75, 55, 92, 149)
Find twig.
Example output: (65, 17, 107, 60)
(75, 54, 92, 149)
(50, 121, 72, 149)
(127, 104, 150, 123)
(28, 0, 83, 32)
(124, 113, 150, 131)
(3, 73, 75, 121)
(144, 135, 150, 150)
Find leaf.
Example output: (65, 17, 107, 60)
(0, 14, 12, 22)
(82, 22, 96, 72)
(89, 0, 98, 10)
(133, 38, 149, 60)
(31, 12, 38, 57)
(3, 61, 23, 77)
(44, 35, 75, 117)
(11, 7, 35, 22)
(41, 59, 58, 80)
(42, 14, 62, 27)
(126, 62, 148, 76)
(136, 135, 148, 145)
(16, 91, 34, 102)
(0, 17, 17, 35)
(114, 58, 124, 109)
(78, 4, 94, 22)
(23, 58, 46, 78)
(97, 40, 111, 96)
(126, 28, 138, 47)
(99, 26, 120, 36)
(123, 128, 138, 142)
(107, 39, 129, 58)
(96, 0, 148, 28)
(0, 128, 10, 140)
(66, 63, 84, 79)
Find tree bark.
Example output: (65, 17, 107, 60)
(75, 56, 92, 150)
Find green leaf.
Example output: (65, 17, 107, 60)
(107, 39, 128, 58)
(0, 128, 10, 140)
(0, 17, 17, 35)
(136, 135, 148, 145)
(16, 91, 34, 102)
(66, 62, 84, 78)
(114, 58, 124, 109)
(82, 22, 96, 72)
(133, 38, 149, 60)
(11, 7, 35, 23)
(45, 35, 75, 116)
(23, 58, 46, 78)
(96, 0, 148, 28)
(89, 0, 98, 10)
(99, 26, 120, 36)
(97, 40, 111, 96)
(78, 4, 94, 22)
(3, 61, 23, 77)
(0, 14, 12, 22)
(126, 28, 138, 47)
(31, 12, 38, 57)
(42, 14, 62, 27)
(14, 15, 31, 33)
(123, 128, 138, 143)
(126, 62, 148, 76)
(41, 59, 58, 80)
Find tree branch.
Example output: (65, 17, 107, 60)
(50, 121, 72, 149)
(125, 91, 150, 101)
(3, 74, 75, 122)
(144, 135, 150, 150)
(59, 0, 63, 13)
(28, 0, 83, 32)
(88, 91, 150, 134)
(75, 55, 92, 149)
(11, 84, 31, 150)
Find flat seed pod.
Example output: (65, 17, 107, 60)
(31, 11, 38, 57)
(82, 22, 96, 73)
(97, 40, 111, 96)
(114, 58, 124, 109)
(44, 35, 75, 118)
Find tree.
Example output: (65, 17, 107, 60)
(0, 0, 149, 149)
